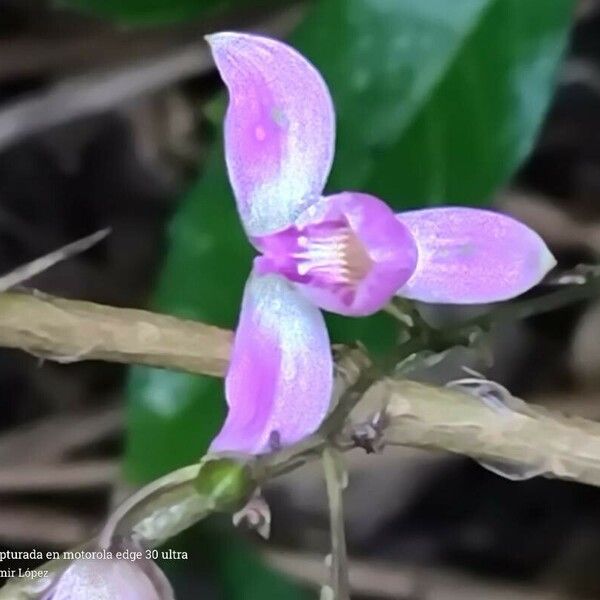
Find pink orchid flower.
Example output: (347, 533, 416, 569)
(206, 32, 556, 455)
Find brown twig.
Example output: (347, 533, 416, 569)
(0, 5, 304, 152)
(263, 548, 564, 600)
(0, 461, 117, 493)
(0, 505, 96, 548)
(0, 291, 232, 377)
(0, 406, 122, 464)
(381, 379, 600, 487)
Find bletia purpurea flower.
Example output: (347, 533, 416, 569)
(205, 32, 556, 455)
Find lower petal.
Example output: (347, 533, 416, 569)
(396, 207, 556, 304)
(210, 271, 332, 454)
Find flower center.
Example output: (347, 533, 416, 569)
(254, 192, 419, 316)
(293, 222, 372, 285)
(254, 218, 373, 302)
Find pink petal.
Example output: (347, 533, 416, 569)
(48, 559, 172, 600)
(210, 272, 332, 454)
(397, 207, 556, 304)
(206, 32, 335, 236)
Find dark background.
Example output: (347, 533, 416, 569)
(1, 1, 600, 598)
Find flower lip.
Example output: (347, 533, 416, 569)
(294, 217, 373, 285)
(255, 192, 419, 316)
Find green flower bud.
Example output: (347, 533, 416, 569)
(194, 457, 256, 512)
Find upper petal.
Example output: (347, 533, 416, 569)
(206, 32, 335, 236)
(210, 271, 332, 454)
(396, 207, 556, 304)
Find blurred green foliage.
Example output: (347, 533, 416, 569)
(303, 0, 573, 205)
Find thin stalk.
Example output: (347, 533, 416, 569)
(322, 448, 350, 600)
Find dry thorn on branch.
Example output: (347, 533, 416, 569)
(0, 230, 110, 293)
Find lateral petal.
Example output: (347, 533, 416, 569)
(397, 207, 556, 304)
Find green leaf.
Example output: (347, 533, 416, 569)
(369, 1, 574, 206)
(216, 537, 310, 600)
(124, 369, 224, 482)
(57, 0, 245, 25)
(294, 0, 574, 206)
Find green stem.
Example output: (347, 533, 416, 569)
(99, 464, 202, 549)
(388, 270, 600, 365)
(322, 448, 350, 600)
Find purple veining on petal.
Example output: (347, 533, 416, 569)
(396, 207, 557, 304)
(206, 32, 335, 237)
(210, 272, 332, 454)
(255, 192, 418, 316)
